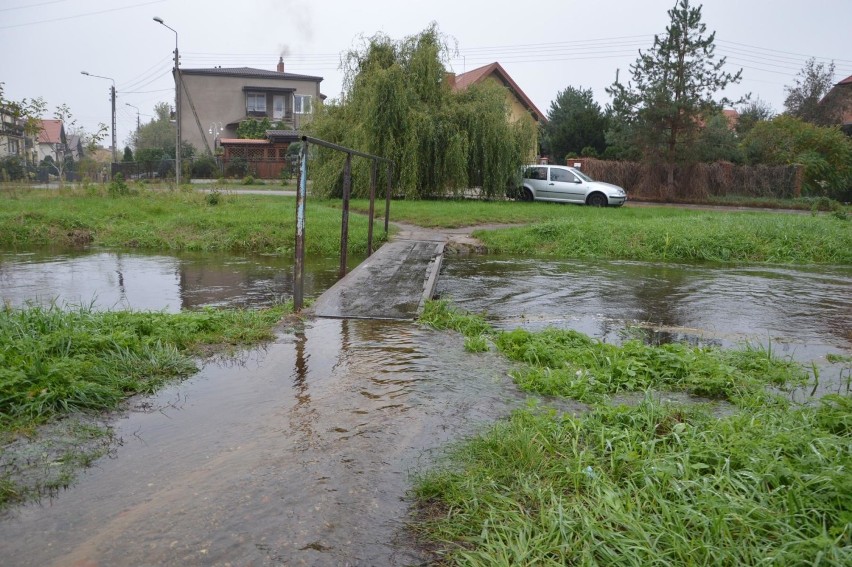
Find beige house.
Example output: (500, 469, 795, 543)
(178, 58, 323, 153)
(446, 62, 546, 154)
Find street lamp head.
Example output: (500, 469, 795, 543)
(153, 16, 164, 24)
(81, 71, 90, 76)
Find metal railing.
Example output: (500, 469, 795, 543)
(293, 135, 395, 312)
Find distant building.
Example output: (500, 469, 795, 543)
(446, 62, 546, 155)
(821, 74, 852, 134)
(36, 119, 66, 163)
(177, 58, 323, 154)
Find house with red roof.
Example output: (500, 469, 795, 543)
(446, 62, 546, 156)
(36, 119, 67, 163)
(821, 74, 852, 133)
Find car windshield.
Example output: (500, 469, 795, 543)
(572, 169, 594, 182)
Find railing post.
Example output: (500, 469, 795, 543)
(339, 153, 352, 278)
(384, 162, 393, 234)
(367, 159, 377, 256)
(294, 141, 308, 312)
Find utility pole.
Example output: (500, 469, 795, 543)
(80, 71, 117, 163)
(125, 103, 140, 149)
(154, 16, 181, 184)
(110, 83, 116, 163)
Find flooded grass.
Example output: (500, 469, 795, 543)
(0, 301, 290, 509)
(0, 189, 386, 255)
(420, 300, 807, 404)
(415, 300, 850, 564)
(412, 397, 852, 565)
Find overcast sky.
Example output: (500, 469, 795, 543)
(2, 0, 850, 150)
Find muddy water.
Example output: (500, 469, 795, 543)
(0, 249, 352, 311)
(0, 318, 527, 566)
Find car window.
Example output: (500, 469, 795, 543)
(524, 167, 547, 181)
(550, 168, 577, 183)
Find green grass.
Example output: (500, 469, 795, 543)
(349, 198, 850, 264)
(0, 302, 290, 435)
(420, 300, 807, 405)
(413, 397, 852, 566)
(415, 300, 850, 564)
(0, 188, 387, 255)
(0, 301, 291, 509)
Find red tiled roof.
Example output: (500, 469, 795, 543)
(38, 119, 63, 144)
(450, 62, 546, 123)
(837, 74, 852, 86)
(219, 138, 270, 145)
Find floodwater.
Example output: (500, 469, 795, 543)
(0, 248, 354, 312)
(1, 249, 850, 565)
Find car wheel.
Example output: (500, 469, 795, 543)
(522, 188, 534, 202)
(586, 192, 608, 207)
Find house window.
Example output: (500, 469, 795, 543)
(272, 95, 285, 120)
(246, 92, 266, 114)
(9, 139, 20, 155)
(294, 94, 312, 114)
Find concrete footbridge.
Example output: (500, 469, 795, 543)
(311, 238, 444, 320)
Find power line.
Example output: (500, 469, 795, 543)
(0, 0, 165, 30)
(0, 0, 68, 12)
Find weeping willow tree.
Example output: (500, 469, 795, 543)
(308, 24, 536, 199)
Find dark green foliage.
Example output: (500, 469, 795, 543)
(736, 97, 775, 136)
(784, 58, 847, 126)
(740, 115, 852, 200)
(135, 102, 175, 154)
(191, 155, 218, 178)
(695, 112, 741, 163)
(0, 156, 26, 180)
(308, 24, 535, 199)
(236, 117, 285, 139)
(542, 86, 608, 161)
(226, 156, 248, 178)
(122, 146, 134, 162)
(107, 172, 129, 197)
(606, 0, 744, 190)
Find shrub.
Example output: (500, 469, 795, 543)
(191, 155, 218, 178)
(226, 156, 248, 178)
(242, 175, 255, 185)
(107, 172, 129, 197)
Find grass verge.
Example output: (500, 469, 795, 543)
(0, 188, 386, 255)
(414, 300, 850, 564)
(0, 301, 290, 509)
(348, 198, 850, 264)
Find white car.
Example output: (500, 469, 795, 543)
(519, 164, 627, 206)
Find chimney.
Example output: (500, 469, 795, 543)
(277, 57, 284, 73)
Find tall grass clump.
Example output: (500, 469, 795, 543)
(0, 302, 288, 435)
(419, 300, 807, 403)
(413, 397, 852, 565)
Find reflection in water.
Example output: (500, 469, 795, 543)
(0, 249, 356, 312)
(0, 318, 525, 566)
(438, 257, 852, 351)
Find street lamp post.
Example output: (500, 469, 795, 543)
(153, 16, 181, 184)
(80, 71, 117, 163)
(208, 121, 223, 152)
